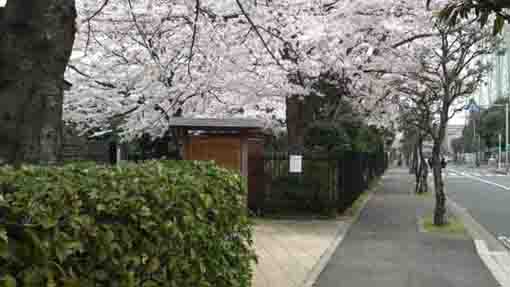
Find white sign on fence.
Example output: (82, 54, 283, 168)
(289, 155, 303, 173)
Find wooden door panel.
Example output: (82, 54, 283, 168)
(187, 136, 241, 172)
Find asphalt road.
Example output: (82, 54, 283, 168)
(442, 165, 510, 243)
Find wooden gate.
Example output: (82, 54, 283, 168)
(184, 134, 266, 211)
(185, 135, 242, 172)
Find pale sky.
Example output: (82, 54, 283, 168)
(450, 110, 468, 126)
(0, 0, 5, 7)
(448, 97, 469, 126)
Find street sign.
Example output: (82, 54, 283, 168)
(465, 99, 480, 112)
(289, 155, 303, 173)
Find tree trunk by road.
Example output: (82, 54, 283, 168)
(414, 139, 421, 193)
(432, 139, 447, 225)
(416, 135, 428, 194)
(415, 135, 428, 193)
(0, 0, 77, 165)
(410, 138, 419, 174)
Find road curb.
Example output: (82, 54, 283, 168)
(427, 176, 510, 286)
(447, 196, 510, 287)
(427, 172, 507, 251)
(473, 240, 510, 287)
(446, 197, 510, 287)
(300, 181, 379, 287)
(446, 196, 506, 251)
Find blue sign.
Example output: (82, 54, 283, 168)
(465, 99, 480, 112)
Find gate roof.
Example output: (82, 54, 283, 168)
(168, 118, 264, 130)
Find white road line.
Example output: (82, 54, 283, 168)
(428, 172, 460, 178)
(499, 236, 510, 250)
(475, 240, 510, 286)
(449, 169, 510, 191)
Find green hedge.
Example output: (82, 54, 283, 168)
(0, 161, 255, 287)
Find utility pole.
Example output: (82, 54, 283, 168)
(478, 134, 481, 164)
(473, 115, 478, 166)
(499, 133, 502, 169)
(506, 102, 509, 171)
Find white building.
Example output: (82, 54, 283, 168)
(473, 26, 510, 107)
(447, 26, 510, 155)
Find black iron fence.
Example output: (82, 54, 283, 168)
(253, 150, 387, 215)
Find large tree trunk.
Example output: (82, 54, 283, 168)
(432, 140, 447, 225)
(0, 0, 77, 165)
(286, 95, 306, 151)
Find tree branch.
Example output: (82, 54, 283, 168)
(235, 0, 283, 68)
(392, 33, 437, 48)
(82, 0, 110, 23)
(188, 0, 200, 79)
(67, 64, 117, 89)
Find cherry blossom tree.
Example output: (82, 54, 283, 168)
(0, 0, 450, 165)
(392, 19, 497, 225)
(66, 0, 292, 138)
(64, 0, 441, 142)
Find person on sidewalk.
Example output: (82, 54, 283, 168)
(427, 158, 447, 169)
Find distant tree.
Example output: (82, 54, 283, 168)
(451, 137, 464, 160)
(479, 97, 507, 149)
(393, 19, 496, 225)
(398, 98, 431, 194)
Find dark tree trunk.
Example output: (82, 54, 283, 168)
(410, 138, 419, 174)
(0, 0, 77, 165)
(432, 141, 447, 225)
(414, 140, 421, 193)
(286, 95, 306, 151)
(417, 136, 428, 194)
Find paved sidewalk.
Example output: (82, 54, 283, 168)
(314, 168, 498, 287)
(252, 219, 348, 287)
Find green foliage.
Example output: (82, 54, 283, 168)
(0, 161, 255, 287)
(460, 116, 477, 153)
(304, 120, 386, 153)
(263, 156, 342, 216)
(305, 122, 351, 152)
(433, 0, 509, 35)
(451, 137, 464, 154)
(351, 126, 383, 153)
(456, 98, 509, 152)
(478, 98, 508, 149)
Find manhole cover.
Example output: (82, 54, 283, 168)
(497, 235, 510, 250)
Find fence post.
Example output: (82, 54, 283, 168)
(337, 156, 344, 211)
(357, 153, 363, 197)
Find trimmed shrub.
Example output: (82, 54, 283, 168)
(0, 160, 255, 287)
